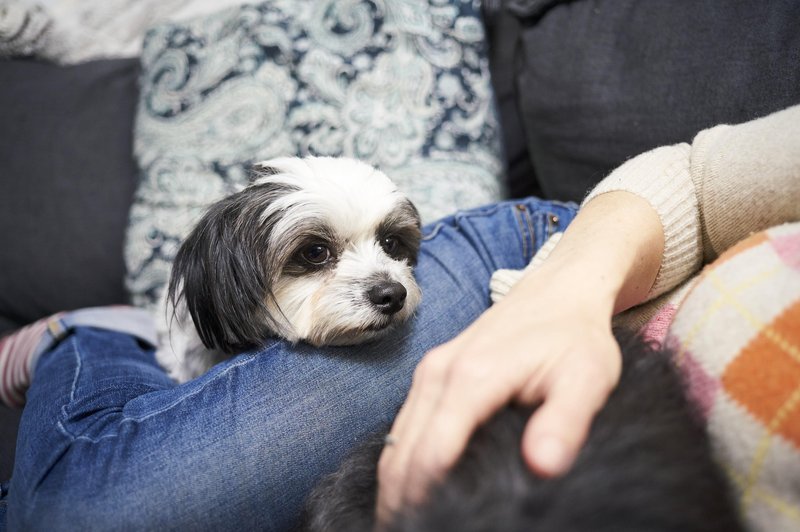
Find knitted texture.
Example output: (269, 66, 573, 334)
(490, 232, 562, 303)
(582, 144, 702, 299)
(691, 110, 800, 263)
(655, 222, 800, 532)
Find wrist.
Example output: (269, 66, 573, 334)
(513, 258, 619, 319)
(516, 192, 664, 315)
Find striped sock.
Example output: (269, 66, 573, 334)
(0, 313, 65, 408)
(0, 306, 157, 408)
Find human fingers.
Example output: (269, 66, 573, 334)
(520, 358, 618, 477)
(376, 344, 457, 522)
(379, 322, 549, 519)
(397, 348, 518, 501)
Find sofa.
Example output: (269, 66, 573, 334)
(2, 0, 799, 505)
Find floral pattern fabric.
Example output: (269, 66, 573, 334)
(126, 0, 504, 308)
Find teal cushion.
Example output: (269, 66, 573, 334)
(126, 0, 504, 307)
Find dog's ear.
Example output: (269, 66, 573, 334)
(168, 187, 288, 353)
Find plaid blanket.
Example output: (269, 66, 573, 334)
(644, 222, 800, 531)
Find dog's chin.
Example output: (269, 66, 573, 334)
(308, 319, 399, 347)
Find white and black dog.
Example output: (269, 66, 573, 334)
(156, 156, 422, 382)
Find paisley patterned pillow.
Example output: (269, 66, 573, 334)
(125, 0, 504, 308)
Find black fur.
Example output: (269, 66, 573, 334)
(376, 199, 422, 267)
(301, 333, 743, 532)
(167, 182, 298, 353)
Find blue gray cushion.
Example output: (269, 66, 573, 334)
(126, 0, 505, 308)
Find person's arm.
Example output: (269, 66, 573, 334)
(690, 104, 800, 262)
(583, 104, 800, 301)
(376, 104, 800, 523)
(376, 191, 664, 522)
(493, 104, 800, 310)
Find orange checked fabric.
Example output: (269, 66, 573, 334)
(658, 222, 800, 532)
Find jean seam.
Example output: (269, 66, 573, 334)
(54, 337, 82, 441)
(513, 204, 536, 262)
(455, 204, 501, 221)
(110, 352, 258, 420)
(421, 222, 444, 241)
(514, 207, 528, 261)
(546, 211, 556, 239)
(55, 339, 266, 442)
(525, 208, 537, 261)
(535, 210, 546, 251)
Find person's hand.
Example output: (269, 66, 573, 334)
(375, 265, 623, 524)
(376, 191, 664, 525)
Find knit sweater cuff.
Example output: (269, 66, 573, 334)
(582, 144, 702, 300)
(490, 233, 563, 303)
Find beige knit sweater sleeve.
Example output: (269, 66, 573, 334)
(585, 104, 800, 299)
(491, 104, 800, 304)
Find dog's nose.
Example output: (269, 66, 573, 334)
(367, 282, 407, 315)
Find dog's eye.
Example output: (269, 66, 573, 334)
(301, 244, 332, 265)
(381, 236, 399, 255)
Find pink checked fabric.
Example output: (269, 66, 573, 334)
(646, 222, 800, 531)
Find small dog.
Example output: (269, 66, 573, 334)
(156, 156, 423, 382)
(301, 332, 744, 532)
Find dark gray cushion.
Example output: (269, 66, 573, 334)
(0, 59, 140, 335)
(494, 0, 800, 201)
(483, 0, 541, 199)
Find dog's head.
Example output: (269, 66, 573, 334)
(168, 156, 422, 353)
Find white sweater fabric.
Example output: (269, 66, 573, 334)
(491, 104, 800, 328)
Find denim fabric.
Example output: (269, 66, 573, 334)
(5, 198, 577, 531)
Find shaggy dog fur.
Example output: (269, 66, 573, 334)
(156, 157, 422, 382)
(300, 332, 743, 532)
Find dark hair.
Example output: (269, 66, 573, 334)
(168, 181, 297, 353)
(300, 332, 743, 532)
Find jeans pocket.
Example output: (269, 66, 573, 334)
(516, 199, 579, 261)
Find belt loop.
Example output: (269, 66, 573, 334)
(47, 318, 69, 341)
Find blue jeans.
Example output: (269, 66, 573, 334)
(4, 198, 577, 531)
